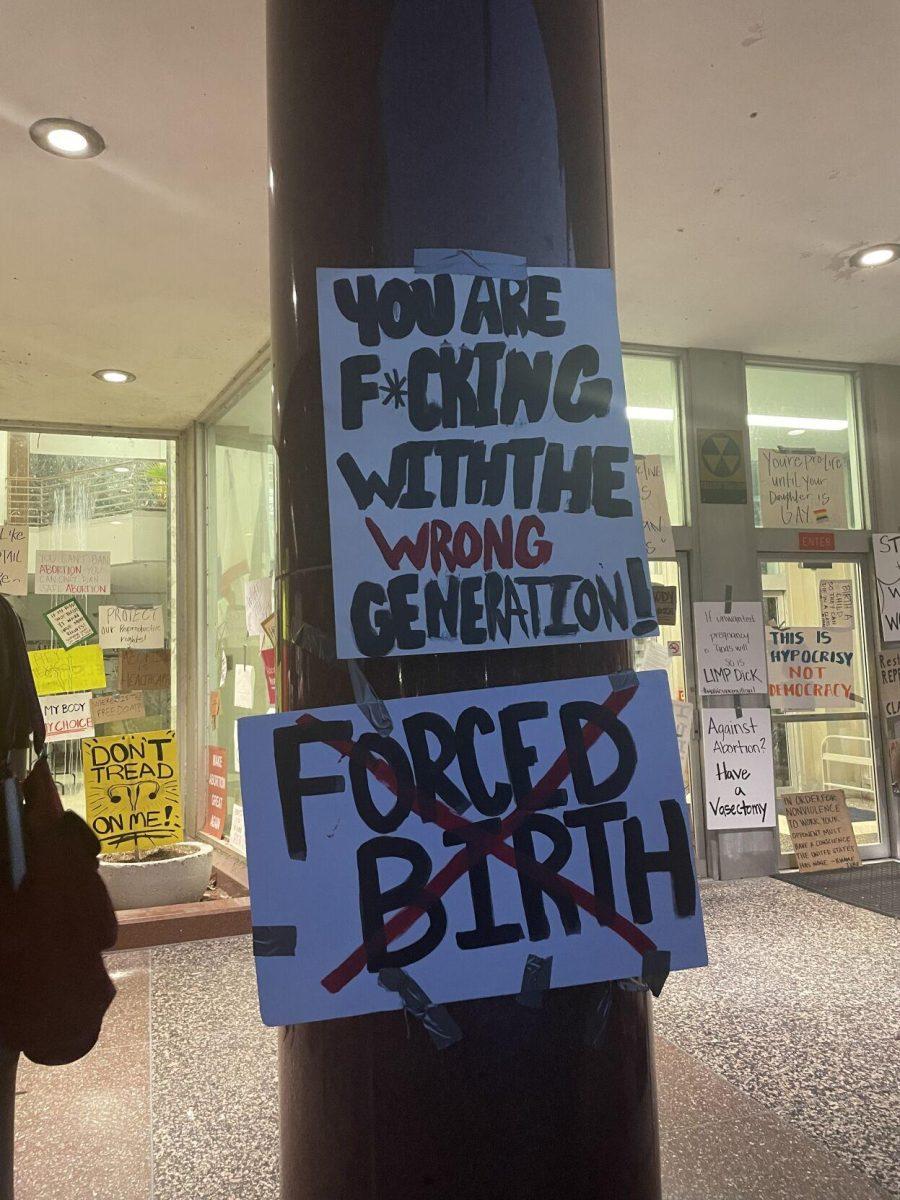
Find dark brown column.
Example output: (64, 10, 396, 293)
(269, 3, 660, 1197)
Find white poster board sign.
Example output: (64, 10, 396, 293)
(98, 605, 165, 649)
(35, 550, 111, 596)
(818, 578, 854, 629)
(317, 265, 655, 659)
(635, 455, 674, 559)
(0, 525, 29, 597)
(702, 707, 775, 830)
(766, 626, 856, 709)
(873, 532, 900, 643)
(757, 450, 847, 529)
(694, 602, 767, 697)
(237, 671, 707, 1026)
(41, 692, 94, 742)
(244, 577, 275, 638)
(234, 664, 255, 710)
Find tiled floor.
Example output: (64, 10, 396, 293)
(10, 876, 899, 1199)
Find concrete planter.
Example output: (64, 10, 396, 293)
(99, 841, 213, 911)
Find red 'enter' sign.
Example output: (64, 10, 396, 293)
(798, 531, 835, 552)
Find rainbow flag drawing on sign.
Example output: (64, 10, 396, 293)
(814, 507, 828, 523)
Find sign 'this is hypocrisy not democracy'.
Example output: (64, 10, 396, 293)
(318, 265, 656, 659)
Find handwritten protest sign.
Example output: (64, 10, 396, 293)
(766, 626, 856, 709)
(652, 584, 677, 627)
(873, 532, 900, 643)
(234, 664, 255, 709)
(758, 450, 847, 529)
(237, 670, 706, 1026)
(44, 598, 95, 648)
(90, 691, 146, 726)
(819, 579, 854, 629)
(35, 549, 111, 596)
(702, 708, 775, 830)
(317, 266, 655, 660)
(41, 692, 94, 742)
(635, 455, 674, 559)
(118, 649, 170, 692)
(877, 650, 900, 720)
(671, 699, 694, 777)
(82, 729, 182, 852)
(694, 602, 767, 697)
(99, 605, 164, 649)
(0, 525, 28, 596)
(202, 745, 228, 839)
(781, 790, 860, 872)
(29, 644, 106, 696)
(244, 578, 274, 638)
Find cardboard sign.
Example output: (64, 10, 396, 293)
(697, 429, 747, 505)
(41, 692, 94, 742)
(781, 790, 860, 872)
(244, 578, 275, 638)
(819, 578, 854, 629)
(766, 626, 856, 709)
(873, 532, 900, 643)
(758, 450, 847, 529)
(29, 644, 107, 696)
(82, 729, 183, 852)
(234, 664, 255, 710)
(237, 670, 707, 1026)
(317, 266, 655, 660)
(44, 598, 95, 649)
(209, 690, 221, 721)
(35, 549, 111, 596)
(877, 650, 900, 720)
(652, 584, 678, 628)
(0, 525, 29, 596)
(702, 708, 775, 830)
(202, 745, 228, 839)
(98, 605, 164, 650)
(118, 649, 170, 693)
(694, 602, 767, 697)
(635, 455, 674, 559)
(90, 691, 146, 725)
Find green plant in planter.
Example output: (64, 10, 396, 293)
(145, 462, 168, 506)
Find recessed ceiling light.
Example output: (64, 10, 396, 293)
(787, 428, 807, 436)
(113, 466, 130, 474)
(748, 415, 848, 431)
(93, 369, 135, 384)
(849, 244, 900, 268)
(29, 117, 105, 159)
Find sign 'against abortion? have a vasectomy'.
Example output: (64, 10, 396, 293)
(318, 266, 656, 659)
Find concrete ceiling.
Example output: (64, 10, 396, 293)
(1, 0, 898, 433)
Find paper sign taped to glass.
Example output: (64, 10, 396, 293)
(237, 670, 707, 1027)
(317, 265, 656, 659)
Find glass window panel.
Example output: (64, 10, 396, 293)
(760, 558, 882, 852)
(646, 560, 693, 814)
(623, 353, 684, 525)
(205, 370, 276, 854)
(746, 364, 861, 529)
(0, 430, 177, 823)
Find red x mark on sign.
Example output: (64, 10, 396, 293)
(296, 679, 656, 996)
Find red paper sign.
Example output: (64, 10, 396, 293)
(798, 531, 835, 552)
(202, 745, 228, 839)
(261, 647, 277, 706)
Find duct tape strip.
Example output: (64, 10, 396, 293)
(378, 967, 463, 1050)
(516, 953, 553, 1009)
(641, 948, 671, 997)
(610, 669, 640, 693)
(413, 247, 528, 280)
(252, 925, 297, 957)
(724, 584, 733, 614)
(734, 694, 743, 719)
(849, 691, 865, 705)
(584, 981, 613, 1047)
(294, 623, 393, 734)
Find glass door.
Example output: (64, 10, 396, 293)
(759, 556, 889, 863)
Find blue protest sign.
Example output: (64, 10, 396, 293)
(317, 265, 656, 659)
(238, 670, 706, 1027)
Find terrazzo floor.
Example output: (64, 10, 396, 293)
(10, 875, 899, 1199)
